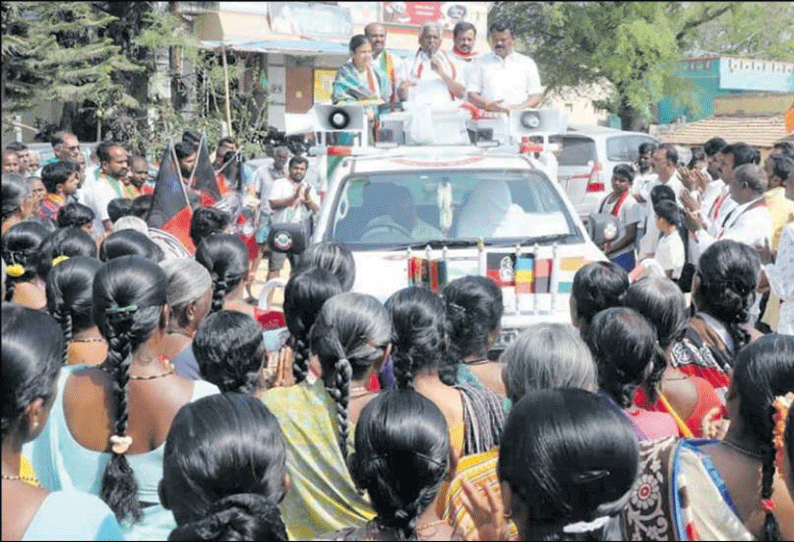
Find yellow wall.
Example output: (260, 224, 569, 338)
(713, 93, 794, 116)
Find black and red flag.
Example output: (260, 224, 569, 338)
(191, 134, 223, 206)
(147, 140, 195, 254)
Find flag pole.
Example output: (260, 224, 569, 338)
(221, 43, 234, 138)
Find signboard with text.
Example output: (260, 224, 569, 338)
(383, 1, 469, 29)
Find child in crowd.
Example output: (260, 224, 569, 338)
(653, 199, 685, 280)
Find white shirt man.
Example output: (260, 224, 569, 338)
(638, 145, 685, 258)
(691, 163, 772, 254)
(268, 158, 319, 225)
(467, 21, 542, 113)
(400, 22, 464, 105)
(449, 21, 479, 88)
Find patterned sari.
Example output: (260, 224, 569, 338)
(332, 60, 389, 105)
(622, 437, 753, 540)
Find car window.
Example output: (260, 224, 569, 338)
(606, 135, 657, 162)
(556, 136, 597, 166)
(327, 169, 580, 248)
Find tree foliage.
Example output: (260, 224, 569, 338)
(489, 1, 789, 130)
(2, 1, 269, 159)
(2, 1, 144, 139)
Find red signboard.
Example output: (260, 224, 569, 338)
(383, 2, 468, 28)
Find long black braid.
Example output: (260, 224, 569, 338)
(99, 309, 142, 522)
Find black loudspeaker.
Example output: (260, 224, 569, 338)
(313, 104, 366, 133)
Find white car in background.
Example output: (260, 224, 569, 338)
(552, 126, 659, 220)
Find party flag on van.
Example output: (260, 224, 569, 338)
(486, 252, 516, 287)
(147, 140, 195, 254)
(534, 257, 553, 294)
(557, 257, 589, 294)
(515, 255, 535, 294)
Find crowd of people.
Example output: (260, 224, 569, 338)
(2, 14, 794, 542)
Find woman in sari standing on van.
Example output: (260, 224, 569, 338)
(331, 34, 390, 145)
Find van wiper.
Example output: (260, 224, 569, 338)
(387, 239, 479, 251)
(484, 233, 574, 247)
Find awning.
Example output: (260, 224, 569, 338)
(200, 39, 349, 56)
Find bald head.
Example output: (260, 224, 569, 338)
(365, 23, 387, 57)
(2, 149, 20, 174)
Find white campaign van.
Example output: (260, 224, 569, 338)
(266, 105, 618, 352)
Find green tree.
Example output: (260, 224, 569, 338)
(489, 2, 773, 130)
(8, 2, 144, 139)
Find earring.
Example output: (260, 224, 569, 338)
(503, 509, 513, 520)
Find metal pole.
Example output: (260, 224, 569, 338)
(221, 43, 234, 137)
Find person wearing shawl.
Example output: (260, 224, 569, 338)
(332, 34, 389, 119)
(399, 21, 465, 104)
(365, 23, 405, 103)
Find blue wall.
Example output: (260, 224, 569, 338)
(657, 57, 794, 124)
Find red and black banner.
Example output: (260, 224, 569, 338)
(147, 141, 195, 254)
(192, 134, 222, 206)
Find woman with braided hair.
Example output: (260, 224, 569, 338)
(3, 304, 123, 540)
(2, 219, 49, 308)
(463, 388, 640, 541)
(624, 334, 794, 540)
(386, 287, 505, 519)
(194, 233, 256, 319)
(586, 307, 679, 440)
(25, 256, 219, 540)
(193, 311, 272, 395)
(160, 393, 289, 541)
(671, 239, 763, 404)
(321, 389, 454, 541)
(262, 292, 392, 539)
(441, 276, 505, 402)
(36, 226, 97, 281)
(283, 266, 342, 384)
(46, 256, 106, 367)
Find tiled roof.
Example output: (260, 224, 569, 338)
(662, 115, 790, 148)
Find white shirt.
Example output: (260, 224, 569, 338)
(254, 161, 286, 216)
(702, 183, 738, 237)
(638, 172, 684, 257)
(699, 179, 724, 217)
(695, 195, 772, 253)
(269, 178, 317, 224)
(467, 51, 541, 106)
(450, 53, 477, 89)
(632, 171, 658, 203)
(765, 222, 794, 334)
(655, 231, 685, 279)
(404, 50, 461, 104)
(599, 192, 643, 257)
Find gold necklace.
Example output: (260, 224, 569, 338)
(100, 359, 175, 380)
(2, 473, 40, 485)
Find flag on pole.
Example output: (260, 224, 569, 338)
(147, 140, 195, 254)
(515, 255, 535, 294)
(192, 134, 222, 206)
(534, 257, 553, 293)
(486, 252, 516, 287)
(557, 257, 589, 293)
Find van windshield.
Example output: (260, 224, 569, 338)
(326, 169, 582, 249)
